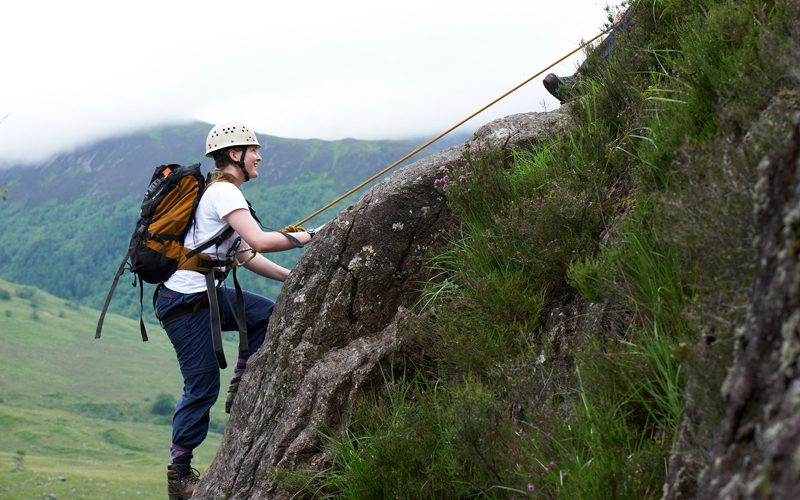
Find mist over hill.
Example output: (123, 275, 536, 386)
(0, 121, 470, 203)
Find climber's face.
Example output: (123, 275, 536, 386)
(232, 146, 262, 180)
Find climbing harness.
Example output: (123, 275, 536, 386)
(293, 28, 611, 228)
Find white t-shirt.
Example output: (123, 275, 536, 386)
(163, 182, 249, 293)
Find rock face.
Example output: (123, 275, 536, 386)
(193, 110, 570, 499)
(696, 113, 800, 498)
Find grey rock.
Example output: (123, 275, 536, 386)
(694, 110, 800, 498)
(472, 110, 570, 151)
(193, 111, 569, 499)
(660, 92, 800, 500)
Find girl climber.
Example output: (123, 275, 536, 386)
(156, 122, 314, 500)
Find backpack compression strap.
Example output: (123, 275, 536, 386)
(205, 271, 228, 369)
(225, 265, 249, 355)
(196, 261, 248, 369)
(95, 252, 134, 340)
(96, 224, 150, 342)
(199, 264, 248, 369)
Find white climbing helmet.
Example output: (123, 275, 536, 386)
(205, 122, 261, 157)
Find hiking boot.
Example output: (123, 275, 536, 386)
(543, 73, 582, 103)
(225, 376, 241, 414)
(167, 462, 199, 500)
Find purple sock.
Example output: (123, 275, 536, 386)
(234, 358, 247, 379)
(170, 443, 192, 465)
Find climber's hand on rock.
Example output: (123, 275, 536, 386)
(308, 224, 325, 239)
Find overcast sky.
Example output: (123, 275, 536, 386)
(0, 0, 616, 164)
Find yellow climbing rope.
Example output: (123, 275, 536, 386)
(293, 28, 611, 228)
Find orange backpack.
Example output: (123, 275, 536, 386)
(95, 163, 241, 368)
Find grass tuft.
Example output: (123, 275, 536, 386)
(287, 0, 800, 497)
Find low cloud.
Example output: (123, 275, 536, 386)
(0, 0, 611, 165)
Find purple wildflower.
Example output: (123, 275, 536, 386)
(434, 174, 451, 191)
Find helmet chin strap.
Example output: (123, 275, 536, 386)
(236, 146, 250, 182)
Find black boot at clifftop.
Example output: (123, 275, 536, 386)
(543, 73, 582, 104)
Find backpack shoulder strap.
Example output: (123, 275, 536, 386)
(184, 226, 235, 260)
(95, 252, 131, 340)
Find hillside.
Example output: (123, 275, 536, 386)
(0, 123, 470, 318)
(0, 277, 239, 498)
(189, 0, 800, 498)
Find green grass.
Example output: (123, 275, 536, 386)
(289, 0, 800, 497)
(0, 406, 221, 499)
(0, 278, 238, 497)
(301, 376, 523, 499)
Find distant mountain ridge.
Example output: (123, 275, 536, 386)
(0, 121, 471, 204)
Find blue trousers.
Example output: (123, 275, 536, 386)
(155, 284, 273, 451)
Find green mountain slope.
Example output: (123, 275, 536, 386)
(0, 407, 221, 499)
(0, 123, 470, 318)
(0, 277, 234, 497)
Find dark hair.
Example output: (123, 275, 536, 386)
(212, 147, 241, 169)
